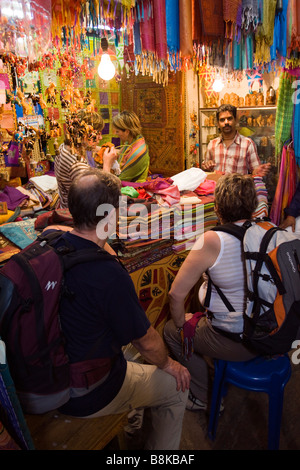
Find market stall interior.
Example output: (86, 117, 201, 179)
(0, 0, 300, 451)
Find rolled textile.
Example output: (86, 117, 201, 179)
(179, 0, 193, 58)
(153, 0, 167, 61)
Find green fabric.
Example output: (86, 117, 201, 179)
(118, 135, 150, 183)
(275, 72, 296, 159)
(121, 186, 140, 198)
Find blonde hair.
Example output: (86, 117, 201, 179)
(112, 111, 142, 139)
(214, 174, 258, 223)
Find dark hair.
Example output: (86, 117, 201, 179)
(214, 174, 258, 223)
(68, 168, 121, 229)
(216, 104, 237, 121)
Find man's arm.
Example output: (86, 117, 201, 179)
(132, 326, 190, 392)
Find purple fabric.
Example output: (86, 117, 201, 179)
(0, 186, 29, 211)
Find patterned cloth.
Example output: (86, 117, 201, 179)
(205, 132, 261, 174)
(118, 135, 150, 182)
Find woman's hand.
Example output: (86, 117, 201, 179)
(184, 313, 194, 322)
(102, 146, 119, 173)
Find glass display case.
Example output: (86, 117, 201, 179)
(199, 106, 278, 202)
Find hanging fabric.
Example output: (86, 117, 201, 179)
(270, 0, 288, 61)
(223, 0, 242, 39)
(241, 0, 259, 32)
(292, 86, 300, 166)
(166, 0, 180, 71)
(270, 141, 297, 225)
(254, 0, 277, 64)
(197, 0, 224, 44)
(139, 0, 156, 54)
(289, 0, 300, 54)
(275, 71, 296, 158)
(179, 0, 193, 59)
(153, 0, 167, 62)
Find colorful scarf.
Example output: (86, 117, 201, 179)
(223, 0, 242, 38)
(118, 135, 150, 182)
(241, 0, 259, 31)
(275, 71, 296, 158)
(270, 0, 288, 61)
(270, 142, 297, 225)
(254, 0, 277, 64)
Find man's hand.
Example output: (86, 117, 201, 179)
(280, 215, 296, 231)
(253, 162, 271, 177)
(201, 160, 215, 172)
(161, 356, 191, 392)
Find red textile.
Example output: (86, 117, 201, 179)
(153, 0, 167, 61)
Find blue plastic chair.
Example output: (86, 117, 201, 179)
(207, 354, 292, 450)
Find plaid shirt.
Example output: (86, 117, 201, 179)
(205, 132, 261, 174)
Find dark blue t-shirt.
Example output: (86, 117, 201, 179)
(47, 230, 151, 416)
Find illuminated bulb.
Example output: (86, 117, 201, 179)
(212, 78, 224, 93)
(97, 53, 116, 81)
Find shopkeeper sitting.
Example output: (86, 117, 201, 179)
(102, 110, 150, 183)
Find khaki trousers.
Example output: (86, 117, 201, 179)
(86, 360, 188, 450)
(164, 316, 256, 404)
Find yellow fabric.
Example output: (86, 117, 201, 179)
(0, 211, 14, 225)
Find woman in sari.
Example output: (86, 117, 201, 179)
(103, 111, 150, 182)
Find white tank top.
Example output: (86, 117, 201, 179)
(199, 229, 245, 333)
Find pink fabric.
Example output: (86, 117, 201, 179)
(194, 179, 216, 195)
(181, 312, 205, 360)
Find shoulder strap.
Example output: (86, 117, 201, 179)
(204, 221, 252, 312)
(245, 225, 286, 298)
(211, 220, 251, 241)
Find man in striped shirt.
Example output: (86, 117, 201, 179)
(202, 104, 271, 177)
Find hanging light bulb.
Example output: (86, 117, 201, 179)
(98, 53, 116, 81)
(212, 77, 225, 93)
(97, 37, 116, 81)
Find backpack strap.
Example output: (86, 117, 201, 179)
(204, 221, 251, 312)
(245, 225, 286, 301)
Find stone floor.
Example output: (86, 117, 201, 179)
(111, 350, 300, 451)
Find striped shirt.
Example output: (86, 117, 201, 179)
(205, 132, 261, 174)
(54, 143, 89, 208)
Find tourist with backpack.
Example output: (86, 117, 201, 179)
(164, 173, 300, 411)
(164, 174, 261, 411)
(0, 168, 190, 450)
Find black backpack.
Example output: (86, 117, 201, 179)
(205, 220, 300, 355)
(0, 230, 121, 413)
